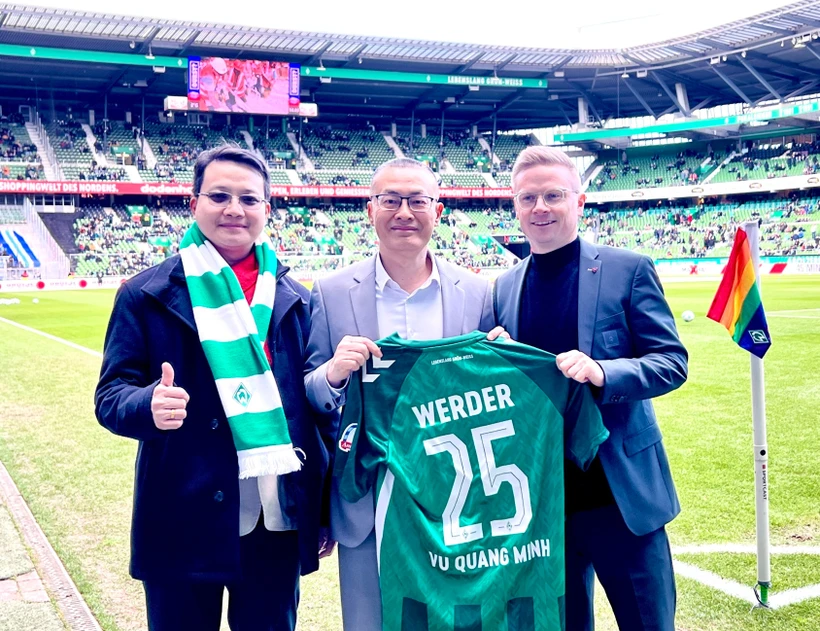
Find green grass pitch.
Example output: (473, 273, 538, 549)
(0, 274, 818, 630)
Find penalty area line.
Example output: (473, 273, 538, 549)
(0, 316, 102, 358)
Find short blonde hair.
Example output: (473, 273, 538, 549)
(511, 146, 581, 192)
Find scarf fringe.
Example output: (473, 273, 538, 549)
(238, 446, 303, 479)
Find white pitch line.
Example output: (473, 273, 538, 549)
(673, 560, 759, 606)
(0, 317, 102, 358)
(770, 583, 820, 609)
(674, 545, 820, 609)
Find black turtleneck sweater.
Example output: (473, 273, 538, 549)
(518, 238, 614, 514)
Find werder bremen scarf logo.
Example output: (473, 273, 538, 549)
(233, 383, 252, 408)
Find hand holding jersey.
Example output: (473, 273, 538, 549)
(555, 350, 605, 387)
(335, 333, 608, 631)
(327, 335, 383, 388)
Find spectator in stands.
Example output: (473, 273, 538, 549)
(95, 144, 333, 631)
(494, 145, 687, 631)
(303, 157, 505, 630)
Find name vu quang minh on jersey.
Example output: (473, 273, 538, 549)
(335, 331, 609, 631)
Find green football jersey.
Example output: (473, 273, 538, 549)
(336, 331, 608, 631)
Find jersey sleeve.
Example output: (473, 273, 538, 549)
(334, 365, 391, 503)
(564, 382, 609, 471)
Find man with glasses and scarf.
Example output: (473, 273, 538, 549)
(493, 146, 688, 631)
(304, 157, 503, 630)
(96, 144, 333, 631)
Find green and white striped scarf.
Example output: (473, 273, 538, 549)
(179, 223, 302, 479)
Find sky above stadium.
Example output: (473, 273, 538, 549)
(19, 0, 797, 50)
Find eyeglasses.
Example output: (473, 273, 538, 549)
(372, 194, 437, 213)
(514, 189, 578, 211)
(199, 191, 266, 209)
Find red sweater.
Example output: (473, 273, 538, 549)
(231, 251, 272, 363)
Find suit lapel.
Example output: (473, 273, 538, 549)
(500, 256, 530, 340)
(142, 257, 198, 334)
(438, 258, 465, 337)
(578, 240, 602, 356)
(271, 264, 301, 335)
(350, 259, 380, 340)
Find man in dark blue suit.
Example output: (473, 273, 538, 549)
(96, 145, 334, 631)
(494, 146, 688, 631)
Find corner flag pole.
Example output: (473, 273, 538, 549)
(745, 221, 771, 607)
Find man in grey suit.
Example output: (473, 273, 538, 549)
(494, 146, 687, 631)
(304, 158, 499, 630)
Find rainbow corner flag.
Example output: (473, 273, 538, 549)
(707, 224, 772, 358)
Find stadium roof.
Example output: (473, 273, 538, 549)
(1, 1, 820, 132)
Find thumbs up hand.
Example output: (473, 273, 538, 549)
(151, 362, 191, 430)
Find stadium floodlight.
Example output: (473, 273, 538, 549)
(741, 50, 747, 58)
(319, 76, 332, 84)
(468, 85, 480, 91)
(553, 70, 565, 77)
(637, 69, 648, 78)
(621, 71, 629, 79)
(145, 45, 155, 61)
(710, 56, 721, 64)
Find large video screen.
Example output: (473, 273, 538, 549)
(188, 57, 300, 115)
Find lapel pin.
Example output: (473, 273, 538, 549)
(587, 267, 599, 273)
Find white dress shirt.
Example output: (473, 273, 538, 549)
(325, 252, 444, 401)
(374, 253, 443, 340)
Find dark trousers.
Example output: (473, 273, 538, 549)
(144, 525, 300, 631)
(565, 504, 676, 631)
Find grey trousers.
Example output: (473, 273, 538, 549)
(338, 530, 383, 631)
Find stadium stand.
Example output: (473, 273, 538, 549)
(1, 117, 44, 180)
(46, 118, 92, 165)
(395, 133, 444, 164)
(300, 127, 394, 170)
(440, 173, 487, 187)
(0, 164, 44, 180)
(62, 164, 127, 181)
(488, 133, 533, 172)
(1, 122, 40, 162)
(252, 129, 297, 172)
(590, 148, 717, 191)
(710, 141, 820, 183)
(301, 171, 372, 186)
(139, 121, 245, 183)
(63, 188, 819, 277)
(591, 196, 819, 257)
(97, 121, 143, 166)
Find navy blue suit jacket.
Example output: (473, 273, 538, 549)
(494, 239, 687, 536)
(95, 256, 335, 582)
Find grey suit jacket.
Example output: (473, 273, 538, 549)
(304, 254, 495, 547)
(494, 239, 688, 536)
